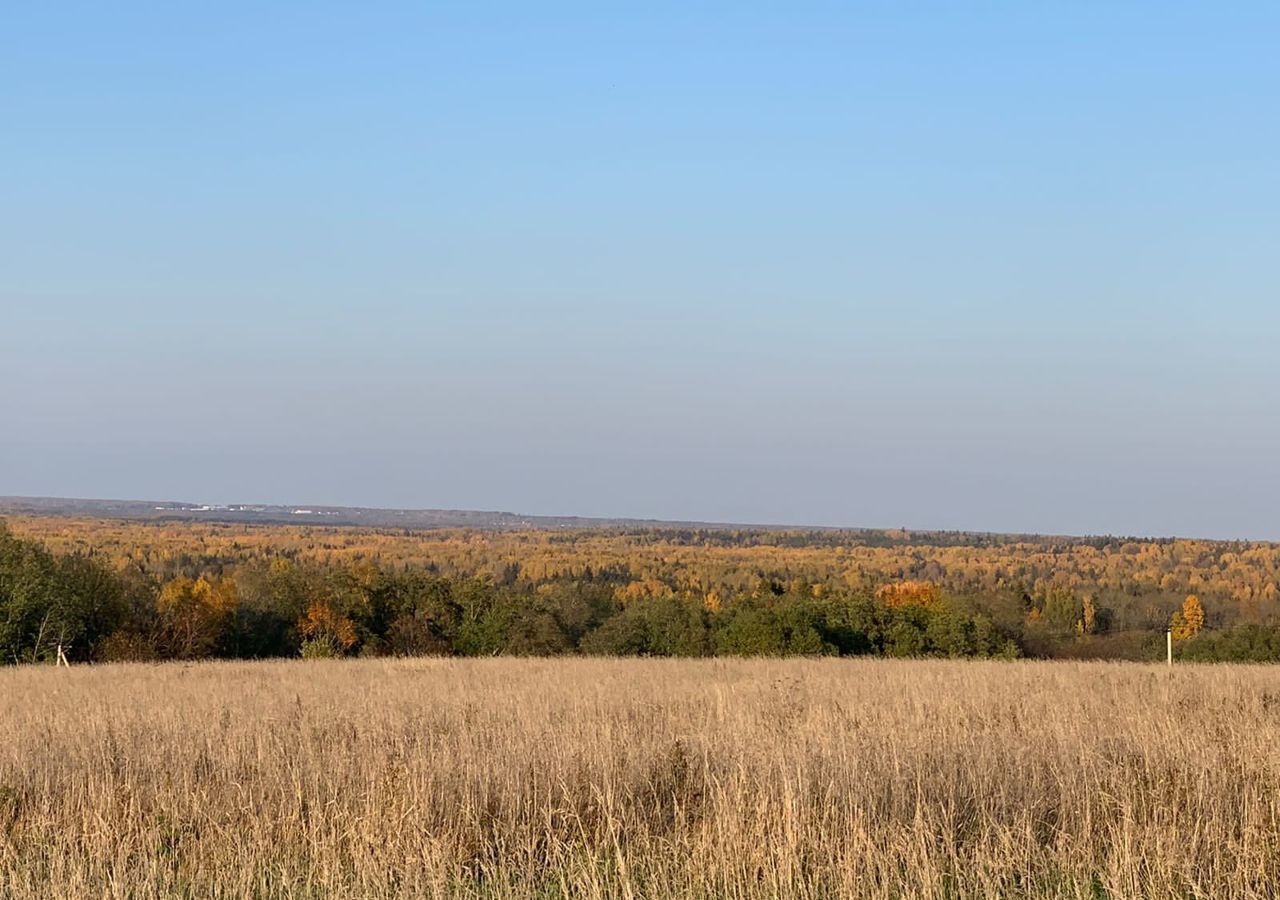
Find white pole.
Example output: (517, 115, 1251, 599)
(1167, 629, 1172, 667)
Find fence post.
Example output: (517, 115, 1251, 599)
(1166, 629, 1172, 667)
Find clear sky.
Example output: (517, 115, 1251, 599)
(3, 2, 1278, 539)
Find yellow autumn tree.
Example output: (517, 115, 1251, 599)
(155, 576, 238, 659)
(1077, 595, 1098, 635)
(875, 581, 940, 608)
(299, 601, 358, 657)
(703, 588, 722, 612)
(1171, 594, 1205, 640)
(615, 578, 674, 603)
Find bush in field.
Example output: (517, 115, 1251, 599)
(96, 630, 160, 662)
(300, 637, 344, 659)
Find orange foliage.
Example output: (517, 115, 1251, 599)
(299, 602, 358, 651)
(875, 581, 941, 608)
(615, 578, 675, 603)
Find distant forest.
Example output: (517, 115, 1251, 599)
(3, 516, 1280, 664)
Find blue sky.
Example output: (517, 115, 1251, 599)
(3, 2, 1278, 538)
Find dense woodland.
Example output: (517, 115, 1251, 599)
(3, 516, 1279, 664)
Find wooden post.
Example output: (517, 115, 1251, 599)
(56, 644, 69, 667)
(1166, 629, 1172, 667)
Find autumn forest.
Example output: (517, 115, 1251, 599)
(4, 515, 1278, 666)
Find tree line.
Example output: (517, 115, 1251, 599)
(0, 521, 1016, 662)
(13, 516, 1280, 631)
(2, 519, 1274, 664)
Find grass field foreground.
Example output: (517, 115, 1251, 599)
(1, 658, 1277, 898)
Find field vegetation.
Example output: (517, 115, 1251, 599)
(2, 656, 1277, 898)
(5, 518, 1279, 896)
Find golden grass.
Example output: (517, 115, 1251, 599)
(2, 658, 1277, 898)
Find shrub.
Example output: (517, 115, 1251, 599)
(300, 637, 343, 660)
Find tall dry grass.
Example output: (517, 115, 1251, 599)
(1, 657, 1277, 898)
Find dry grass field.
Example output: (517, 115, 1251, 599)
(2, 658, 1277, 899)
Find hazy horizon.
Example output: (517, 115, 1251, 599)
(2, 493, 1273, 545)
(4, 3, 1278, 541)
